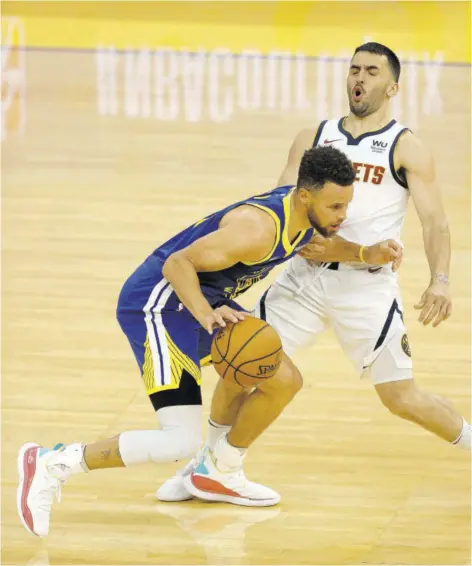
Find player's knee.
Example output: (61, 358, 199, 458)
(155, 405, 202, 460)
(167, 428, 202, 461)
(261, 361, 303, 401)
(286, 365, 303, 397)
(376, 381, 419, 420)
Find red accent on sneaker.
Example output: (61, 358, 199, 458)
(191, 474, 242, 498)
(21, 447, 39, 534)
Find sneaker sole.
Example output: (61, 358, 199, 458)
(155, 493, 194, 502)
(17, 442, 41, 536)
(156, 484, 193, 503)
(155, 477, 194, 502)
(183, 474, 280, 507)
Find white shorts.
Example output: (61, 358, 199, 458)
(253, 256, 413, 385)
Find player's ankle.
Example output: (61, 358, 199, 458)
(451, 419, 472, 451)
(214, 434, 247, 472)
(48, 443, 87, 476)
(206, 419, 232, 450)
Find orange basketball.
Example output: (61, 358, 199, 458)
(210, 316, 283, 387)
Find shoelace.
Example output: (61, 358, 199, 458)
(37, 474, 65, 512)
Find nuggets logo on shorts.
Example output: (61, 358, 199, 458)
(401, 333, 411, 357)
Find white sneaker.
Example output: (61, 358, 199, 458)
(183, 443, 280, 507)
(156, 457, 197, 502)
(17, 442, 83, 537)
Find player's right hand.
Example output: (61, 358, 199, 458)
(202, 306, 248, 335)
(364, 240, 403, 270)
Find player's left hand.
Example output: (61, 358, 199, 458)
(414, 281, 452, 327)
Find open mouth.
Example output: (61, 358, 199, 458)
(352, 86, 363, 102)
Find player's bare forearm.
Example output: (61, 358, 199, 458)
(163, 253, 248, 334)
(400, 133, 453, 325)
(299, 235, 402, 269)
(422, 220, 451, 280)
(162, 253, 213, 323)
(162, 214, 272, 331)
(299, 235, 362, 262)
(414, 219, 452, 326)
(400, 133, 451, 282)
(322, 236, 362, 262)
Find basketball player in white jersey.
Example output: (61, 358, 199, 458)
(158, 42, 471, 504)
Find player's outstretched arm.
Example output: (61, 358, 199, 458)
(162, 207, 275, 334)
(398, 132, 452, 327)
(277, 128, 404, 269)
(298, 234, 403, 270)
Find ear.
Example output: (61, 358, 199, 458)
(387, 82, 399, 99)
(298, 187, 311, 205)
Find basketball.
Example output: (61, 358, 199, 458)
(210, 316, 283, 387)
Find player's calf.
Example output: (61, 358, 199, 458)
(375, 379, 470, 448)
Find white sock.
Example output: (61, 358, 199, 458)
(451, 419, 472, 451)
(71, 444, 89, 474)
(213, 434, 247, 472)
(118, 405, 202, 466)
(206, 419, 232, 450)
(48, 443, 87, 476)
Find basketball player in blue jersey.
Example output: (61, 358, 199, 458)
(17, 146, 364, 537)
(159, 42, 471, 505)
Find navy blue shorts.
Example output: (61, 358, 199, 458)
(116, 257, 245, 409)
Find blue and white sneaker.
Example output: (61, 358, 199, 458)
(17, 442, 84, 537)
(184, 437, 280, 507)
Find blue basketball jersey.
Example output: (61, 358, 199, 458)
(152, 185, 313, 302)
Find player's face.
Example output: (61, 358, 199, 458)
(305, 182, 354, 237)
(347, 52, 397, 117)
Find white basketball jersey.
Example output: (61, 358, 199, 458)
(314, 118, 410, 246)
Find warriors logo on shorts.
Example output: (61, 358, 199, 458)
(401, 333, 411, 357)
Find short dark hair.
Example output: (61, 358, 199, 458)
(353, 42, 401, 82)
(297, 146, 355, 191)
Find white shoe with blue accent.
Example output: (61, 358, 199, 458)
(156, 456, 197, 502)
(17, 442, 84, 537)
(183, 437, 280, 507)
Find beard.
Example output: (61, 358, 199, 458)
(307, 210, 331, 237)
(349, 99, 371, 117)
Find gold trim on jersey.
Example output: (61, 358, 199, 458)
(142, 335, 158, 394)
(200, 354, 212, 367)
(142, 331, 202, 395)
(166, 329, 202, 385)
(193, 214, 211, 228)
(282, 188, 307, 255)
(240, 203, 281, 266)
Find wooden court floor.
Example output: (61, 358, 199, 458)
(1, 50, 471, 565)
